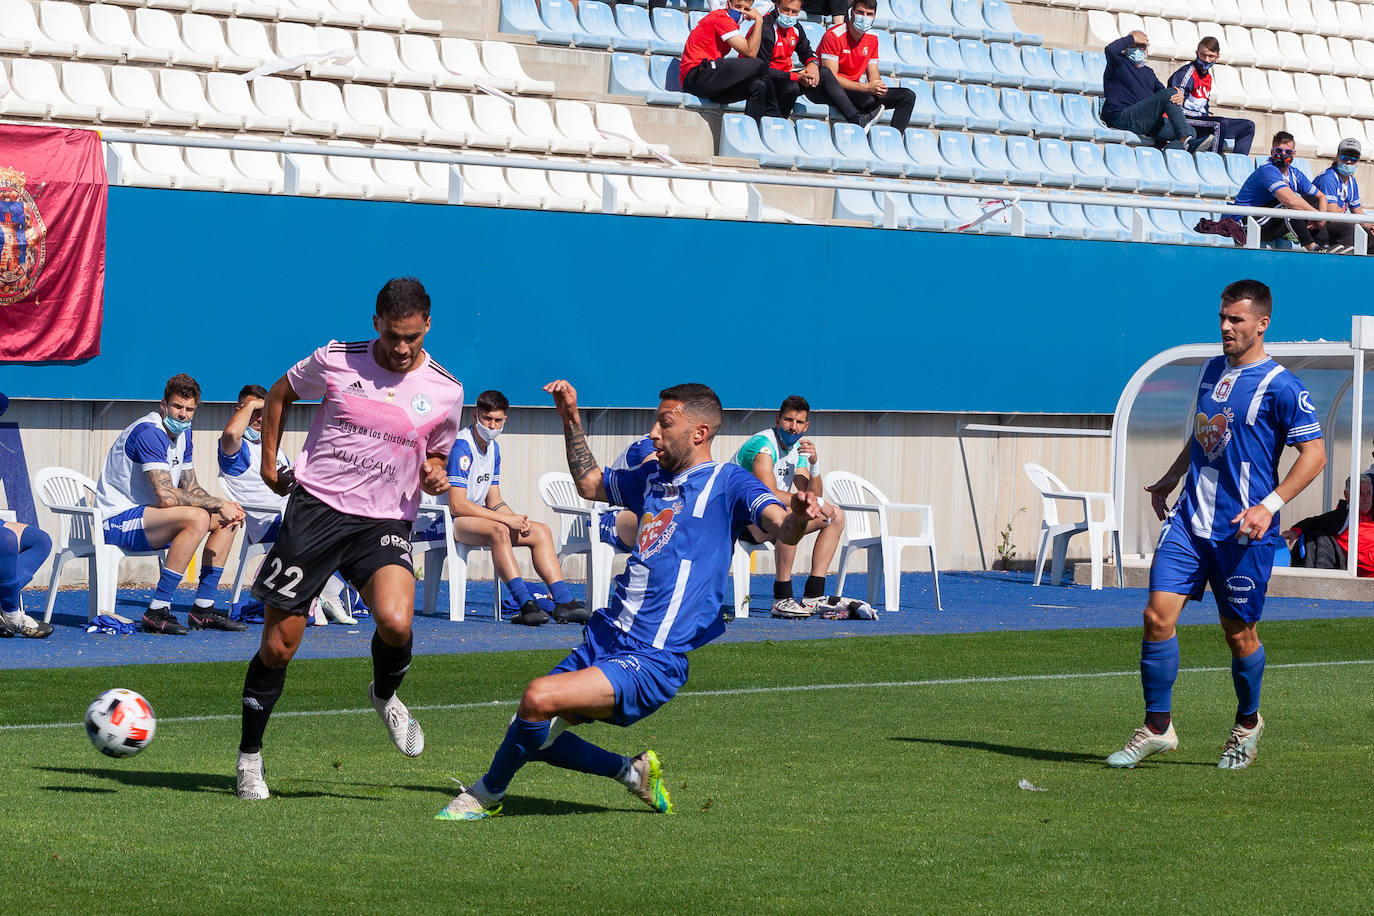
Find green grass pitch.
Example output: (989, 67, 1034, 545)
(4, 617, 1372, 914)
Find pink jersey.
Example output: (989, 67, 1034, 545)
(287, 339, 463, 521)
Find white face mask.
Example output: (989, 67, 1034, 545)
(473, 421, 502, 443)
(851, 13, 874, 32)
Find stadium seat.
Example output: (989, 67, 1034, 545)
(616, 5, 678, 54)
(1046, 202, 1098, 240)
(1269, 71, 1306, 113)
(555, 99, 634, 157)
(568, 1, 618, 50)
(826, 470, 941, 612)
(1250, 28, 1284, 68)
(651, 7, 690, 54)
(537, 472, 615, 613)
(895, 33, 940, 80)
(339, 83, 420, 141)
(987, 42, 1032, 88)
(874, 29, 904, 77)
(903, 79, 941, 129)
(720, 112, 768, 162)
(595, 102, 665, 158)
(133, 8, 219, 68)
(868, 124, 923, 176)
(438, 38, 507, 91)
(918, 0, 956, 36)
(1317, 74, 1356, 117)
(482, 40, 556, 94)
(60, 62, 150, 124)
(1018, 45, 1058, 92)
(937, 130, 979, 180)
(903, 127, 946, 179)
(109, 66, 193, 128)
(972, 134, 1030, 185)
(762, 117, 829, 170)
(790, 118, 856, 171)
(251, 75, 334, 135)
(1345, 77, 1374, 118)
(834, 188, 910, 228)
(500, 0, 574, 45)
(1311, 114, 1343, 155)
(958, 39, 999, 84)
(1037, 138, 1077, 187)
(833, 122, 889, 173)
(983, 0, 1038, 44)
(411, 500, 497, 622)
(307, 27, 392, 84)
(180, 13, 261, 71)
(0, 0, 76, 57)
(37, 1, 122, 62)
(397, 35, 471, 90)
(1049, 49, 1088, 93)
(997, 87, 1037, 134)
(1123, 205, 1184, 244)
(1222, 25, 1258, 67)
(1064, 93, 1130, 142)
(926, 37, 967, 81)
(472, 93, 547, 151)
(934, 82, 995, 131)
(910, 192, 958, 230)
(226, 17, 278, 64)
(354, 30, 434, 85)
(965, 83, 1009, 131)
(1081, 51, 1106, 94)
(610, 53, 679, 105)
(1024, 462, 1122, 590)
(1084, 204, 1133, 241)
(1070, 140, 1121, 190)
(1237, 0, 1267, 28)
(1142, 17, 1183, 60)
(385, 86, 481, 146)
(1160, 148, 1209, 196)
(1037, 92, 1093, 140)
(945, 194, 1014, 235)
(296, 79, 377, 139)
(1224, 151, 1256, 187)
(185, 143, 276, 195)
(1001, 134, 1046, 185)
(954, 0, 1011, 43)
(88, 4, 172, 64)
(1134, 146, 1176, 194)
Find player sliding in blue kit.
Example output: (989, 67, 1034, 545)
(437, 381, 820, 819)
(1108, 279, 1326, 770)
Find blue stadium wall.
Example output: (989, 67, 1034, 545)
(1, 187, 1367, 413)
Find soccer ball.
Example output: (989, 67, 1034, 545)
(85, 689, 157, 758)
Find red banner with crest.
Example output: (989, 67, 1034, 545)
(0, 125, 107, 361)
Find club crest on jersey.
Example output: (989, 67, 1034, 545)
(1213, 372, 1239, 403)
(637, 501, 683, 558)
(1195, 408, 1233, 461)
(411, 393, 432, 417)
(0, 166, 46, 306)
(458, 454, 471, 472)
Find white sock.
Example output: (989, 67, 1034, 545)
(321, 574, 347, 604)
(616, 757, 637, 788)
(194, 598, 215, 609)
(469, 777, 502, 806)
(147, 600, 171, 611)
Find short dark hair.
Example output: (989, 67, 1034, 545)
(849, 0, 876, 14)
(659, 383, 722, 432)
(375, 276, 431, 321)
(1273, 130, 1295, 147)
(163, 373, 201, 404)
(1221, 279, 1272, 318)
(1197, 35, 1220, 53)
(238, 384, 267, 402)
(778, 395, 811, 416)
(475, 390, 509, 414)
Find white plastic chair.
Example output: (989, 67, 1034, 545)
(160, 69, 243, 129)
(10, 59, 100, 121)
(300, 79, 381, 138)
(555, 99, 632, 157)
(61, 62, 151, 124)
(1263, 0, 1295, 29)
(385, 87, 467, 145)
(515, 97, 589, 155)
(0, 61, 50, 119)
(371, 0, 443, 33)
(206, 71, 290, 131)
(480, 40, 556, 94)
(1300, 32, 1335, 73)
(824, 471, 941, 612)
(134, 8, 218, 68)
(110, 66, 193, 127)
(1320, 73, 1357, 116)
(0, 0, 76, 57)
(412, 500, 498, 622)
(1221, 24, 1258, 65)
(1249, 28, 1285, 68)
(181, 13, 261, 71)
(1346, 77, 1374, 118)
(730, 539, 773, 618)
(252, 76, 335, 135)
(33, 467, 165, 623)
(373, 142, 444, 202)
(1311, 113, 1343, 154)
(1024, 462, 1123, 590)
(186, 141, 276, 193)
(538, 472, 614, 611)
(595, 102, 666, 159)
(441, 37, 508, 89)
(218, 476, 284, 605)
(1237, 0, 1267, 26)
(398, 34, 470, 89)
(1267, 70, 1304, 113)
(473, 95, 548, 152)
(226, 17, 277, 61)
(38, 1, 123, 61)
(356, 30, 432, 86)
(89, 4, 173, 64)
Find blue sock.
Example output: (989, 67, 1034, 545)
(3, 526, 52, 613)
(481, 716, 550, 796)
(0, 528, 19, 613)
(1141, 636, 1180, 715)
(548, 580, 573, 605)
(152, 566, 185, 606)
(1232, 643, 1265, 717)
(534, 732, 628, 779)
(195, 565, 224, 606)
(506, 577, 533, 607)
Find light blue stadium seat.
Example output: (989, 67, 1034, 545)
(869, 125, 921, 176)
(1068, 140, 1112, 191)
(946, 195, 1013, 234)
(908, 193, 954, 230)
(1019, 46, 1058, 92)
(933, 0, 981, 39)
(796, 119, 864, 171)
(983, 0, 1038, 45)
(936, 82, 997, 131)
(997, 87, 1036, 134)
(1004, 135, 1046, 185)
(1134, 146, 1175, 194)
(926, 37, 965, 82)
(834, 122, 890, 174)
(611, 53, 684, 105)
(1163, 149, 1209, 197)
(1081, 51, 1105, 94)
(1294, 157, 1316, 178)
(1084, 204, 1132, 241)
(938, 131, 979, 181)
(958, 40, 998, 85)
(1103, 143, 1145, 191)
(650, 8, 690, 54)
(500, 0, 574, 45)
(974, 134, 1036, 185)
(903, 79, 940, 129)
(954, 0, 1008, 42)
(1156, 208, 1210, 245)
(986, 42, 1029, 88)
(1224, 152, 1255, 187)
(894, 33, 938, 80)
(1061, 94, 1113, 142)
(542, 0, 600, 45)
(762, 116, 829, 170)
(1047, 202, 1094, 239)
(886, 0, 932, 33)
(1199, 151, 1237, 194)
(874, 29, 902, 77)
(834, 189, 888, 226)
(573, 1, 618, 49)
(904, 128, 946, 179)
(688, 10, 708, 28)
(647, 55, 700, 106)
(1050, 49, 1090, 94)
(918, 0, 955, 36)
(793, 91, 830, 118)
(1037, 138, 1077, 188)
(1028, 91, 1073, 139)
(720, 112, 766, 160)
(617, 5, 678, 54)
(1016, 200, 1058, 237)
(800, 20, 826, 49)
(1126, 207, 1183, 244)
(952, 132, 1003, 183)
(966, 84, 1008, 132)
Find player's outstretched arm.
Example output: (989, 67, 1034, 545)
(1232, 437, 1327, 539)
(1144, 442, 1192, 521)
(758, 491, 823, 546)
(260, 374, 299, 496)
(544, 379, 608, 502)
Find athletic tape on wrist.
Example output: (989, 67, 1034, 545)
(1261, 492, 1285, 514)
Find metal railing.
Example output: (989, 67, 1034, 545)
(96, 129, 1374, 252)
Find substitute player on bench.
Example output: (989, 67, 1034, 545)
(436, 380, 820, 820)
(1107, 279, 1325, 770)
(236, 277, 464, 800)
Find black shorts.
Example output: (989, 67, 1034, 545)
(802, 0, 847, 18)
(251, 486, 414, 614)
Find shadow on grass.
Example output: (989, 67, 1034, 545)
(41, 785, 116, 794)
(498, 796, 626, 818)
(890, 736, 1214, 767)
(38, 766, 385, 799)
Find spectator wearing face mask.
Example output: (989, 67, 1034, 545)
(803, 0, 916, 131)
(1167, 36, 1254, 154)
(1101, 30, 1198, 151)
(1311, 137, 1372, 254)
(424, 390, 589, 627)
(756, 0, 821, 118)
(1225, 131, 1328, 251)
(679, 0, 770, 121)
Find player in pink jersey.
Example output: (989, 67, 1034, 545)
(235, 277, 464, 801)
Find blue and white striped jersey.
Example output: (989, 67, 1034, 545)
(95, 412, 193, 520)
(446, 427, 501, 505)
(603, 459, 781, 652)
(1175, 355, 1322, 542)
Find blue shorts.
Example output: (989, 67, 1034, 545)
(598, 510, 633, 553)
(1149, 517, 1274, 622)
(549, 612, 688, 726)
(102, 506, 152, 552)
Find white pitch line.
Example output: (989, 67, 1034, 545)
(5, 658, 1372, 733)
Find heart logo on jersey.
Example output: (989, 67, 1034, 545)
(637, 505, 680, 558)
(1195, 411, 1231, 459)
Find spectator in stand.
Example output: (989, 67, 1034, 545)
(1225, 131, 1327, 251)
(1101, 30, 1198, 151)
(1168, 36, 1254, 154)
(757, 0, 821, 118)
(1283, 474, 1374, 574)
(804, 0, 916, 131)
(679, 0, 769, 121)
(1312, 137, 1372, 255)
(801, 0, 845, 25)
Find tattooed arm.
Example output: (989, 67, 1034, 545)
(543, 379, 609, 502)
(151, 468, 245, 524)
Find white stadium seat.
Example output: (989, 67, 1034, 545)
(1346, 77, 1374, 118)
(206, 71, 292, 131)
(89, 5, 172, 64)
(1222, 24, 1258, 66)
(1318, 73, 1356, 116)
(1141, 17, 1180, 58)
(233, 147, 288, 189)
(1268, 70, 1306, 113)
(1249, 28, 1285, 68)
(441, 38, 511, 90)
(38, 1, 123, 62)
(251, 75, 336, 135)
(514, 97, 590, 155)
(397, 34, 471, 90)
(342, 83, 424, 141)
(299, 79, 381, 138)
(370, 0, 443, 33)
(1239, 67, 1275, 110)
(61, 61, 151, 124)
(9, 58, 99, 120)
(160, 68, 243, 129)
(0, 61, 51, 118)
(1262, 0, 1295, 30)
(0, 0, 77, 57)
(134, 141, 225, 191)
(595, 102, 666, 159)
(184, 140, 278, 193)
(225, 17, 278, 61)
(383, 87, 467, 145)
(1236, 0, 1267, 27)
(133, 8, 218, 69)
(372, 143, 446, 202)
(1283, 111, 1319, 151)
(311, 26, 391, 82)
(181, 13, 262, 71)
(355, 30, 433, 87)
(472, 94, 548, 152)
(1311, 113, 1343, 155)
(293, 0, 367, 28)
(325, 143, 414, 200)
(110, 66, 195, 127)
(554, 99, 633, 157)
(1301, 32, 1336, 74)
(481, 40, 555, 95)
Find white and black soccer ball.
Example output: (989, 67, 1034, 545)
(85, 689, 157, 758)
